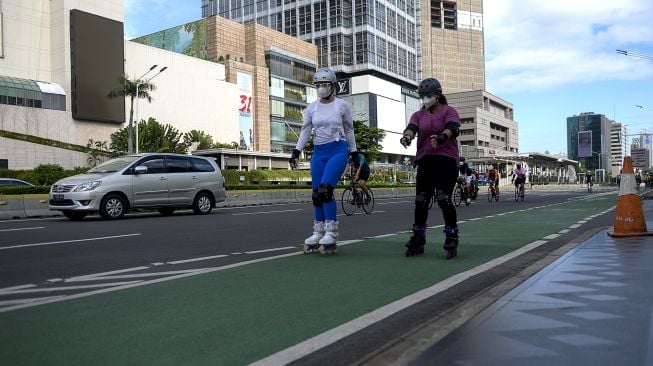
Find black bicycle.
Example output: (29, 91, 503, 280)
(341, 168, 375, 216)
(514, 182, 525, 202)
(452, 176, 470, 207)
(487, 180, 500, 202)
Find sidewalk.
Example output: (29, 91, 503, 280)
(404, 198, 653, 366)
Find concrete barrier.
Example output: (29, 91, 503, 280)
(0, 196, 26, 220)
(23, 194, 59, 217)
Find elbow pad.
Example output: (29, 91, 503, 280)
(445, 122, 460, 138)
(404, 123, 418, 135)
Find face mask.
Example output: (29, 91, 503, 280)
(422, 96, 436, 108)
(317, 85, 332, 99)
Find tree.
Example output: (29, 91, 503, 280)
(107, 74, 156, 154)
(86, 139, 109, 167)
(300, 119, 385, 162)
(184, 130, 214, 150)
(110, 117, 188, 154)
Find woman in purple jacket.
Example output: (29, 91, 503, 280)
(400, 78, 461, 259)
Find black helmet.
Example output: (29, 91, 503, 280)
(459, 157, 466, 162)
(418, 78, 442, 97)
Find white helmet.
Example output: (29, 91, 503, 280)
(489, 165, 494, 170)
(313, 68, 337, 84)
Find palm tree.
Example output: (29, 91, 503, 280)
(107, 74, 156, 154)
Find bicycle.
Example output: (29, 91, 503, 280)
(513, 182, 525, 202)
(586, 181, 593, 193)
(341, 169, 375, 216)
(452, 176, 470, 207)
(487, 180, 500, 202)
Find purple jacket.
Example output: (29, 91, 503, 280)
(409, 105, 460, 163)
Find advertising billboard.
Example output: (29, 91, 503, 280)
(237, 72, 253, 150)
(578, 131, 592, 158)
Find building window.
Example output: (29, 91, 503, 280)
(271, 100, 285, 117)
(387, 9, 396, 39)
(330, 33, 343, 65)
(299, 5, 312, 35)
(355, 0, 373, 26)
(230, 0, 242, 18)
(406, 0, 415, 17)
(284, 9, 297, 36)
(271, 12, 282, 31)
(398, 47, 407, 77)
(257, 16, 269, 26)
(407, 51, 416, 80)
(375, 1, 385, 32)
(368, 33, 376, 65)
(344, 0, 353, 27)
(314, 37, 328, 67)
(407, 21, 415, 47)
(431, 0, 457, 29)
(397, 15, 407, 44)
(243, 0, 254, 16)
(219, 0, 229, 16)
(314, 1, 327, 31)
(257, 0, 268, 12)
(330, 0, 343, 28)
(387, 42, 397, 74)
(344, 34, 353, 65)
(355, 31, 368, 64)
(376, 38, 386, 69)
(397, 0, 406, 13)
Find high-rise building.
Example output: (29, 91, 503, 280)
(567, 112, 612, 171)
(420, 0, 485, 93)
(610, 122, 628, 176)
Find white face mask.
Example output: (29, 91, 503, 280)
(317, 85, 332, 99)
(422, 96, 437, 108)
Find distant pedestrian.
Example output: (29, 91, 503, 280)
(400, 77, 461, 259)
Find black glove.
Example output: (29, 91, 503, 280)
(349, 150, 359, 163)
(289, 149, 300, 169)
(400, 135, 412, 148)
(434, 133, 448, 144)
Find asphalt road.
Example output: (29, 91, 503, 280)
(0, 187, 613, 305)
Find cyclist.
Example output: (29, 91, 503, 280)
(486, 164, 499, 195)
(585, 171, 593, 191)
(458, 157, 473, 204)
(342, 152, 371, 203)
(511, 163, 527, 194)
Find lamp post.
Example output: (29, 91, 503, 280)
(134, 65, 167, 154)
(616, 49, 653, 61)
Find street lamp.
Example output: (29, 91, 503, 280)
(616, 49, 653, 61)
(135, 66, 167, 154)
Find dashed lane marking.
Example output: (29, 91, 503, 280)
(0, 226, 44, 232)
(0, 233, 142, 251)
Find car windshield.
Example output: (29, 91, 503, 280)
(87, 156, 141, 173)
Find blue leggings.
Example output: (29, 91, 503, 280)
(311, 140, 349, 221)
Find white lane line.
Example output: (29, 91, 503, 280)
(251, 239, 552, 366)
(66, 266, 150, 282)
(0, 284, 36, 293)
(151, 262, 165, 266)
(0, 281, 143, 295)
(377, 200, 412, 205)
(569, 224, 582, 229)
(0, 226, 45, 232)
(232, 209, 302, 216)
(168, 255, 229, 265)
(558, 229, 571, 234)
(367, 234, 396, 239)
(543, 234, 561, 240)
(0, 296, 66, 306)
(244, 247, 296, 254)
(0, 233, 142, 251)
(66, 270, 211, 281)
(337, 211, 386, 217)
(46, 278, 64, 283)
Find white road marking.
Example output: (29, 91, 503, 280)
(543, 234, 561, 240)
(569, 224, 582, 229)
(46, 278, 64, 283)
(232, 209, 302, 216)
(168, 255, 229, 265)
(151, 262, 165, 266)
(366, 233, 396, 239)
(66, 270, 211, 281)
(0, 226, 44, 232)
(558, 229, 571, 234)
(0, 284, 36, 293)
(66, 266, 150, 282)
(244, 247, 296, 254)
(0, 233, 142, 251)
(0, 296, 66, 306)
(0, 281, 143, 295)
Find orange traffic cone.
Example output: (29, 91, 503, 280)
(608, 156, 653, 237)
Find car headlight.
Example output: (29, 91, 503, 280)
(73, 181, 102, 192)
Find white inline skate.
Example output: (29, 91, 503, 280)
(318, 220, 338, 254)
(303, 221, 325, 254)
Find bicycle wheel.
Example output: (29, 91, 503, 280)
(487, 186, 493, 202)
(453, 185, 462, 207)
(514, 187, 519, 202)
(362, 189, 375, 214)
(495, 186, 500, 202)
(520, 186, 525, 201)
(341, 188, 356, 216)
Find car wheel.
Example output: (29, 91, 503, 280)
(157, 208, 176, 216)
(192, 192, 214, 215)
(62, 210, 87, 221)
(100, 194, 127, 220)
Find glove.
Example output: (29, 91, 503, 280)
(289, 149, 300, 169)
(400, 135, 412, 148)
(432, 133, 448, 144)
(349, 150, 359, 164)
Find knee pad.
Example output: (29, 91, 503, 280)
(436, 189, 451, 208)
(415, 192, 431, 209)
(318, 184, 334, 203)
(311, 188, 322, 207)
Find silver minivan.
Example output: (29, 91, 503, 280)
(49, 153, 226, 220)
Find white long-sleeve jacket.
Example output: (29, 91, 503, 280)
(295, 98, 357, 152)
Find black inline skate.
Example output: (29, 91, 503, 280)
(405, 226, 426, 257)
(443, 226, 459, 259)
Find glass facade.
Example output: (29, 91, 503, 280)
(132, 19, 210, 61)
(0, 76, 65, 111)
(266, 52, 317, 153)
(201, 0, 420, 84)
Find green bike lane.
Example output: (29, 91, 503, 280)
(0, 193, 617, 365)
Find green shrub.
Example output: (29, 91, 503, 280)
(0, 186, 50, 195)
(32, 164, 67, 186)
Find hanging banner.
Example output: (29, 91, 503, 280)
(237, 72, 253, 150)
(578, 131, 592, 158)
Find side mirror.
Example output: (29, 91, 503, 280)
(134, 165, 148, 175)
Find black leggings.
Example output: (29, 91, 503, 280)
(414, 156, 458, 228)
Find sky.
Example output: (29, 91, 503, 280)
(124, 0, 653, 155)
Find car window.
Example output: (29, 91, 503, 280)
(141, 158, 165, 174)
(166, 157, 189, 173)
(190, 157, 215, 172)
(0, 179, 29, 186)
(89, 156, 140, 173)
